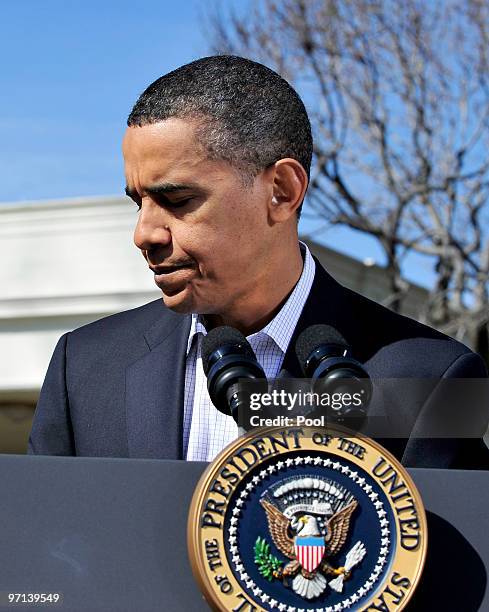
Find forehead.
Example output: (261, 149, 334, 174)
(122, 118, 208, 174)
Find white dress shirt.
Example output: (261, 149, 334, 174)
(182, 242, 316, 461)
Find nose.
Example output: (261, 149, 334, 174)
(133, 200, 172, 252)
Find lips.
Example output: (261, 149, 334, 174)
(152, 264, 195, 294)
(150, 262, 194, 275)
(154, 265, 191, 275)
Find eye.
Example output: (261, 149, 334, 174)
(160, 197, 193, 209)
(128, 194, 194, 212)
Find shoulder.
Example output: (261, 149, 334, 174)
(65, 298, 189, 357)
(311, 262, 485, 377)
(346, 287, 482, 377)
(68, 298, 167, 340)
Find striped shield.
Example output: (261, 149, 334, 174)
(294, 536, 326, 572)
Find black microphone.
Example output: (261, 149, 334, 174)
(202, 326, 267, 424)
(295, 324, 372, 425)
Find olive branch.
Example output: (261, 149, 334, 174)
(254, 536, 283, 581)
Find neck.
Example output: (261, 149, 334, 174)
(205, 240, 304, 336)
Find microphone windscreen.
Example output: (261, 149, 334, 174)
(201, 326, 255, 375)
(295, 324, 348, 371)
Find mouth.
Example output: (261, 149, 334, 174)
(153, 265, 191, 275)
(151, 263, 196, 294)
(150, 261, 194, 273)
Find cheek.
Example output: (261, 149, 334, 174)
(219, 199, 267, 246)
(172, 194, 267, 271)
(174, 227, 240, 281)
(170, 225, 218, 275)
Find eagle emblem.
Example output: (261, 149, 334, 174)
(255, 476, 366, 600)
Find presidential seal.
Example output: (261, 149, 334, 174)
(188, 427, 427, 611)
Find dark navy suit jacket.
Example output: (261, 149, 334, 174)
(28, 260, 489, 468)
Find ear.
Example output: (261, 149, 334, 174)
(267, 159, 308, 223)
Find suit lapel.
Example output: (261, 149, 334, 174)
(126, 309, 191, 459)
(280, 258, 346, 377)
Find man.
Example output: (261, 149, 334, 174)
(28, 55, 489, 467)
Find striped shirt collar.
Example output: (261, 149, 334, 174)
(186, 241, 316, 355)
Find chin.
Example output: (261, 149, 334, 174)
(160, 283, 208, 314)
(160, 293, 194, 314)
(161, 291, 224, 320)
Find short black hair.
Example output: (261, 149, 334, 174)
(127, 55, 312, 218)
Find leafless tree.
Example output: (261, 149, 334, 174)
(206, 0, 489, 360)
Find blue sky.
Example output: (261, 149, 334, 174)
(0, 0, 210, 201)
(0, 0, 434, 287)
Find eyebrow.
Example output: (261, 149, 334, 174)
(125, 182, 200, 199)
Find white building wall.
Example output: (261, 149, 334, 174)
(0, 196, 160, 400)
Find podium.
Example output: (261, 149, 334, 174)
(0, 455, 487, 611)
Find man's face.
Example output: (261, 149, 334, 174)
(123, 118, 274, 316)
